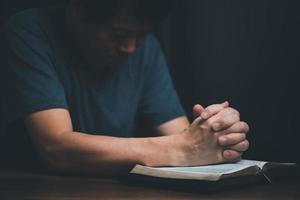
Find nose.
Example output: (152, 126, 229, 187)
(120, 38, 137, 54)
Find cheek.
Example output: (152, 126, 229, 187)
(82, 30, 124, 59)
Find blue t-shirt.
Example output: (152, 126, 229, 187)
(0, 5, 185, 168)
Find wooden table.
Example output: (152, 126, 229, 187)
(0, 169, 299, 200)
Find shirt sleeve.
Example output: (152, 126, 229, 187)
(0, 15, 68, 124)
(138, 35, 186, 127)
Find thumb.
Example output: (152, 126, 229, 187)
(193, 104, 205, 118)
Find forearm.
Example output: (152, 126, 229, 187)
(156, 116, 190, 136)
(40, 131, 183, 176)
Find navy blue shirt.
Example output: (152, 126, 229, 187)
(0, 5, 185, 169)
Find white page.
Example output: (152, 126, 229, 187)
(131, 160, 296, 181)
(237, 160, 268, 169)
(153, 160, 263, 175)
(131, 159, 263, 181)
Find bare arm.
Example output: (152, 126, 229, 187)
(25, 109, 184, 176)
(25, 106, 248, 176)
(155, 116, 190, 136)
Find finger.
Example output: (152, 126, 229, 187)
(193, 104, 205, 118)
(212, 115, 240, 132)
(201, 101, 229, 120)
(218, 121, 250, 135)
(211, 108, 240, 131)
(219, 107, 240, 118)
(223, 150, 242, 162)
(221, 101, 230, 107)
(226, 140, 250, 152)
(191, 116, 204, 126)
(218, 133, 246, 146)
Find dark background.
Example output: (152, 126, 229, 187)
(1, 0, 299, 164)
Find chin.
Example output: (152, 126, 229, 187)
(83, 52, 129, 78)
(86, 61, 123, 79)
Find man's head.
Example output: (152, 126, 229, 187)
(66, 0, 176, 76)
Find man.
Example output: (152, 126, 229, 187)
(0, 0, 249, 175)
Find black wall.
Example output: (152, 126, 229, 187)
(1, 0, 300, 164)
(159, 0, 300, 163)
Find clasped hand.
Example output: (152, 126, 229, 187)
(179, 101, 250, 166)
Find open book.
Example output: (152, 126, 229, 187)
(130, 160, 296, 182)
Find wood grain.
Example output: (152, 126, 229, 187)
(0, 169, 299, 200)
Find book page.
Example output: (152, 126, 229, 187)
(236, 160, 268, 169)
(154, 160, 262, 174)
(130, 159, 263, 181)
(237, 160, 296, 170)
(130, 160, 296, 181)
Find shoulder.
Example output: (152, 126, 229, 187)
(3, 8, 44, 32)
(1, 5, 64, 39)
(0, 6, 67, 75)
(139, 34, 162, 53)
(131, 34, 164, 64)
(0, 5, 67, 62)
(142, 34, 161, 47)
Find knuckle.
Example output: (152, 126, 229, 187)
(245, 123, 250, 133)
(237, 121, 245, 130)
(241, 140, 250, 150)
(240, 121, 250, 132)
(222, 107, 231, 115)
(205, 108, 212, 116)
(233, 114, 240, 122)
(233, 108, 239, 114)
(227, 107, 236, 113)
(223, 108, 240, 120)
(207, 118, 219, 127)
(206, 105, 215, 112)
(207, 104, 218, 110)
(206, 119, 215, 127)
(206, 118, 212, 125)
(245, 140, 250, 148)
(240, 133, 246, 141)
(232, 111, 240, 121)
(229, 107, 240, 117)
(231, 133, 244, 142)
(225, 150, 241, 161)
(229, 134, 245, 144)
(207, 104, 221, 114)
(227, 115, 239, 125)
(217, 117, 225, 125)
(227, 134, 235, 140)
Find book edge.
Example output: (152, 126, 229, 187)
(131, 165, 226, 181)
(130, 160, 298, 182)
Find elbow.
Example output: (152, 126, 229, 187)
(40, 142, 71, 173)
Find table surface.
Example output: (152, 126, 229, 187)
(0, 169, 299, 200)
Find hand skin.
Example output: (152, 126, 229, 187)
(25, 103, 249, 176)
(193, 102, 250, 161)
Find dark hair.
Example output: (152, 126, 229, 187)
(80, 0, 177, 25)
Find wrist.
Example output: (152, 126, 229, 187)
(167, 132, 190, 166)
(129, 134, 188, 167)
